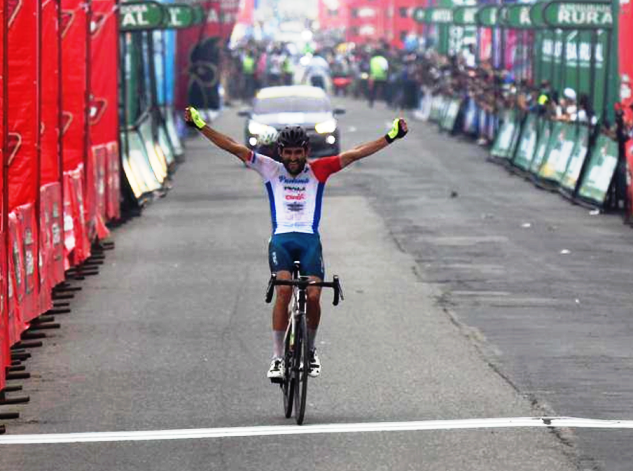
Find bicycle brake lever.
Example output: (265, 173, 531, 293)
(332, 276, 343, 306)
(265, 274, 277, 304)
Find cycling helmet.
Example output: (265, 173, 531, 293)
(277, 125, 309, 149)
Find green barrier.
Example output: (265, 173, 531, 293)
(491, 110, 520, 159)
(577, 134, 618, 205)
(538, 122, 578, 183)
(560, 126, 590, 192)
(512, 114, 538, 170)
(138, 119, 168, 183)
(164, 107, 184, 157)
(429, 95, 445, 123)
(121, 130, 162, 199)
(529, 118, 554, 174)
(440, 99, 461, 132)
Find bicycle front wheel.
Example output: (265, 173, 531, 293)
(293, 315, 309, 425)
(282, 327, 294, 419)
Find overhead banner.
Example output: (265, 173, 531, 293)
(62, 0, 89, 172)
(8, 0, 38, 210)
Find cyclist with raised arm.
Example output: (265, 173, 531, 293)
(183, 107, 408, 381)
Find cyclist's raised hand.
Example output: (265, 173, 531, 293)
(385, 118, 408, 143)
(184, 106, 206, 130)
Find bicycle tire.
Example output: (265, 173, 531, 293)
(282, 326, 294, 418)
(293, 314, 309, 425)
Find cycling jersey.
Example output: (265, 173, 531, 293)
(246, 152, 342, 235)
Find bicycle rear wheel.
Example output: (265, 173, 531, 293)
(282, 327, 294, 418)
(293, 315, 309, 425)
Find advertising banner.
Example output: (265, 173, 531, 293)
(491, 110, 520, 159)
(577, 134, 618, 205)
(61, 0, 89, 172)
(513, 114, 538, 170)
(16, 204, 39, 324)
(8, 0, 38, 211)
(560, 125, 590, 191)
(106, 142, 121, 220)
(538, 122, 577, 183)
(530, 119, 554, 174)
(42, 183, 65, 286)
(8, 212, 25, 345)
(41, 0, 61, 186)
(619, 0, 633, 217)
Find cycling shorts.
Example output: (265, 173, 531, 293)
(268, 232, 324, 279)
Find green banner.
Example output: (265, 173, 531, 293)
(477, 5, 499, 27)
(505, 4, 535, 29)
(530, 2, 548, 28)
(429, 96, 447, 123)
(413, 7, 427, 23)
(560, 126, 590, 191)
(491, 110, 520, 158)
(530, 119, 554, 174)
(543, 1, 613, 29)
(165, 4, 195, 29)
(453, 6, 478, 26)
(120, 2, 166, 31)
(424, 8, 454, 24)
(538, 122, 577, 183)
(512, 114, 539, 170)
(577, 134, 618, 203)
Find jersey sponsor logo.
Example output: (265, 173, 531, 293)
(285, 193, 305, 201)
(286, 202, 304, 212)
(279, 175, 309, 184)
(284, 186, 306, 192)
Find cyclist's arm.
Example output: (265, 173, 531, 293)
(184, 107, 251, 162)
(339, 137, 389, 168)
(339, 118, 408, 168)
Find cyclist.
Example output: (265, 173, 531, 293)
(183, 106, 408, 380)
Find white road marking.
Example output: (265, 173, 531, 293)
(1, 417, 633, 445)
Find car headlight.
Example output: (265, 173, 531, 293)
(248, 121, 276, 135)
(315, 119, 337, 134)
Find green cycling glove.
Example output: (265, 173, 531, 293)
(187, 106, 206, 130)
(385, 118, 408, 143)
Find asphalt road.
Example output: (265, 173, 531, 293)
(1, 96, 632, 470)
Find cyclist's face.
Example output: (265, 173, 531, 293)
(280, 147, 307, 175)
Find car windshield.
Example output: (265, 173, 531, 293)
(253, 96, 331, 114)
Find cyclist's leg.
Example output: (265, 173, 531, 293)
(268, 236, 295, 359)
(296, 234, 324, 365)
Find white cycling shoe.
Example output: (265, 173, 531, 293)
(267, 357, 285, 382)
(308, 349, 321, 378)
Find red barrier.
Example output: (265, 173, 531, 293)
(15, 204, 39, 324)
(91, 0, 120, 223)
(0, 0, 7, 391)
(63, 168, 91, 267)
(8, 212, 25, 345)
(43, 183, 65, 286)
(89, 145, 110, 239)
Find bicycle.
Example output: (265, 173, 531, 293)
(265, 262, 343, 425)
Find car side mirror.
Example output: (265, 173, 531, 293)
(333, 108, 346, 115)
(238, 109, 251, 117)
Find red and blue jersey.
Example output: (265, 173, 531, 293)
(246, 152, 342, 235)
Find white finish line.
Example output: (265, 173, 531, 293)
(1, 417, 633, 445)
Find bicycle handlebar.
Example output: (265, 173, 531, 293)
(265, 274, 344, 306)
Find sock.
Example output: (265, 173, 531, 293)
(308, 328, 318, 352)
(273, 330, 285, 359)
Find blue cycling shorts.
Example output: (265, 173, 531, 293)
(268, 233, 324, 279)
